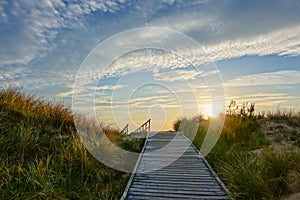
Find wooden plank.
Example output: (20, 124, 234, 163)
(126, 195, 229, 200)
(127, 191, 229, 199)
(131, 179, 223, 186)
(130, 183, 224, 191)
(129, 188, 227, 196)
(142, 170, 212, 175)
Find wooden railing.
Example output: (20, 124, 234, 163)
(120, 124, 129, 135)
(133, 119, 151, 133)
(120, 119, 151, 135)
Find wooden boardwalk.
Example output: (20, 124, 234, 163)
(121, 132, 233, 200)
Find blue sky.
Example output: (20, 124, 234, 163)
(1, 0, 300, 131)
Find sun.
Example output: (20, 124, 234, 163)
(202, 104, 222, 118)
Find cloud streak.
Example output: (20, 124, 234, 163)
(0, 0, 126, 66)
(225, 70, 300, 87)
(97, 84, 126, 90)
(1, 0, 300, 119)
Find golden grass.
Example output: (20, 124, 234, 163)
(0, 88, 143, 199)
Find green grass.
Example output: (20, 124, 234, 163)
(215, 149, 300, 199)
(267, 110, 300, 127)
(175, 114, 300, 200)
(0, 88, 144, 199)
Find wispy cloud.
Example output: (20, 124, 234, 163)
(73, 23, 300, 86)
(153, 69, 202, 82)
(1, 0, 300, 115)
(2, 0, 300, 70)
(149, 12, 211, 33)
(200, 25, 300, 64)
(218, 90, 300, 112)
(0, 0, 126, 66)
(97, 84, 126, 90)
(225, 70, 300, 87)
(227, 92, 297, 104)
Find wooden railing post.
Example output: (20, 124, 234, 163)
(120, 124, 129, 135)
(132, 119, 151, 134)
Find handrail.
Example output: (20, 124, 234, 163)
(132, 119, 151, 133)
(120, 124, 129, 135)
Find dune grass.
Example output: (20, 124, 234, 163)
(174, 113, 300, 200)
(0, 88, 144, 199)
(2, 88, 299, 199)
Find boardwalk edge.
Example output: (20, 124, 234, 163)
(120, 132, 149, 200)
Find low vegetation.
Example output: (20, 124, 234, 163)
(174, 101, 300, 200)
(0, 88, 144, 199)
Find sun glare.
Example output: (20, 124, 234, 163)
(202, 104, 222, 118)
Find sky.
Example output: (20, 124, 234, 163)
(1, 0, 300, 131)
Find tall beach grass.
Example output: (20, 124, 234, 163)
(0, 88, 143, 199)
(174, 110, 300, 199)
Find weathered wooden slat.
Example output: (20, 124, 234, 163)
(142, 170, 211, 175)
(129, 188, 227, 196)
(131, 179, 223, 186)
(130, 183, 224, 190)
(127, 195, 230, 200)
(121, 132, 233, 200)
(127, 191, 229, 199)
(133, 178, 219, 184)
(134, 174, 214, 179)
